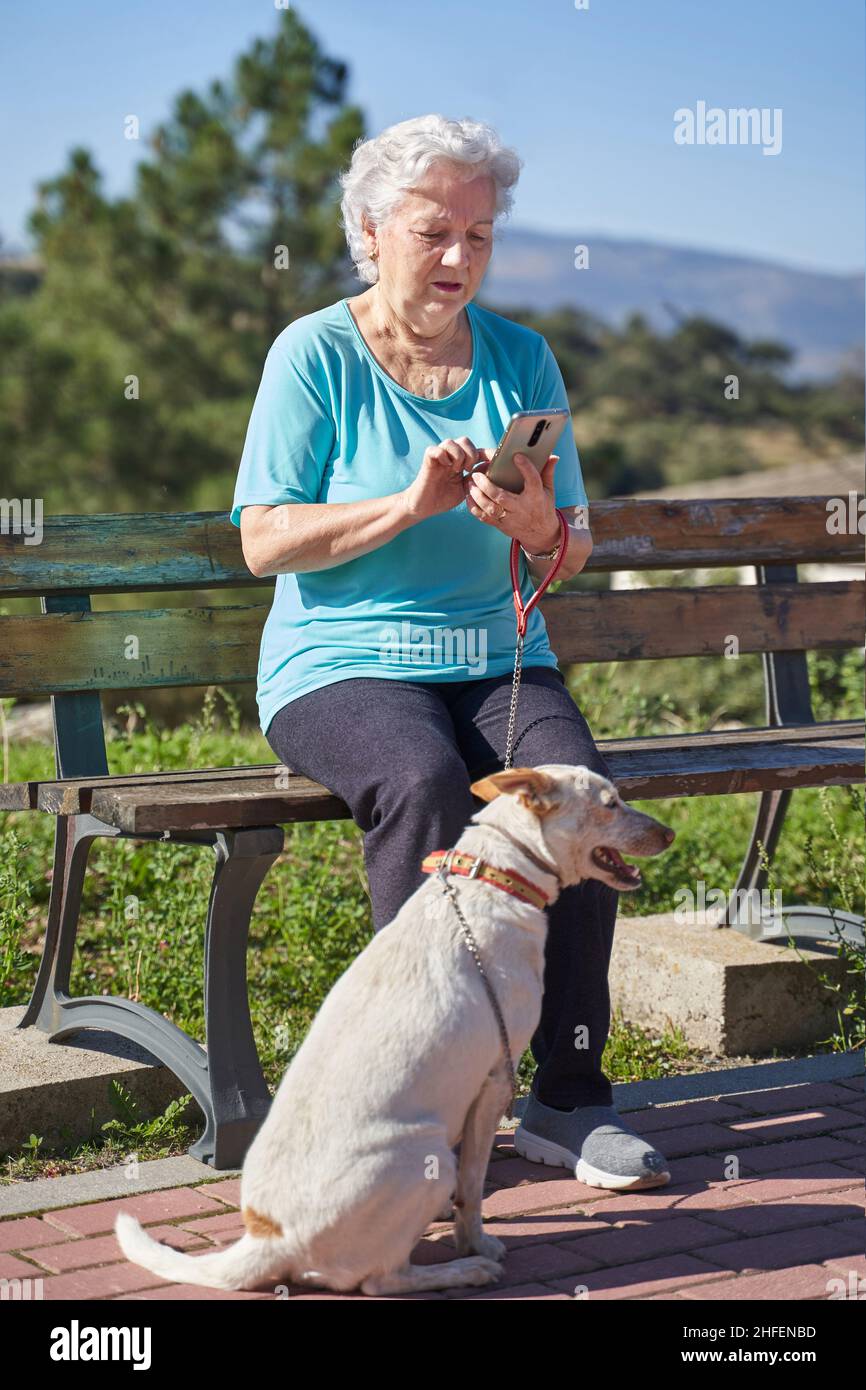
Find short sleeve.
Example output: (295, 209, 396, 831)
(530, 338, 589, 510)
(230, 346, 336, 527)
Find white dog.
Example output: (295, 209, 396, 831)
(115, 764, 674, 1296)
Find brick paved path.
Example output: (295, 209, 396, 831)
(1, 1079, 863, 1300)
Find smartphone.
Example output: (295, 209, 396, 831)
(476, 409, 570, 494)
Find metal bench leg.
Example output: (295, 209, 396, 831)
(725, 566, 815, 935)
(725, 786, 792, 927)
(18, 813, 99, 1030)
(18, 815, 283, 1171)
(187, 825, 285, 1169)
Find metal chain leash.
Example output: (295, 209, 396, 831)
(503, 630, 525, 771)
(436, 857, 517, 1119)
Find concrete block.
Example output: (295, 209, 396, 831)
(0, 1006, 203, 1158)
(609, 913, 850, 1055)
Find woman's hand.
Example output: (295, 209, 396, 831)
(402, 436, 481, 521)
(464, 451, 562, 552)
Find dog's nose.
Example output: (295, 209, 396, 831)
(663, 827, 675, 844)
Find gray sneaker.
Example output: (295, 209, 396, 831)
(515, 1095, 671, 1191)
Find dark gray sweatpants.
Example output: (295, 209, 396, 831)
(266, 666, 619, 1109)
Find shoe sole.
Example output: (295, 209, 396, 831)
(514, 1125, 671, 1191)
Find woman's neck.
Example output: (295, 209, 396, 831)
(361, 285, 468, 364)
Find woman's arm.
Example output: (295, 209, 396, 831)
(239, 435, 479, 577)
(240, 495, 415, 577)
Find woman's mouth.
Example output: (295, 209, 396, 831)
(432, 281, 463, 293)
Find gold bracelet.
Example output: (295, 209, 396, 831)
(521, 536, 562, 561)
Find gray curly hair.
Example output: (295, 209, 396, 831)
(338, 114, 522, 285)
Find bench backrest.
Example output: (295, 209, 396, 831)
(0, 497, 862, 778)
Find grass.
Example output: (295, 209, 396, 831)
(0, 651, 862, 1181)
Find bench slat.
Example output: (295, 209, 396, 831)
(9, 723, 858, 832)
(546, 580, 861, 663)
(0, 581, 860, 695)
(0, 497, 861, 597)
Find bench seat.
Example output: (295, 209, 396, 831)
(3, 719, 862, 831)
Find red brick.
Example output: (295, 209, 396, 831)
(485, 1156, 572, 1187)
(484, 1241, 601, 1288)
(177, 1211, 248, 1238)
(437, 1243, 596, 1293)
(723, 1166, 862, 1201)
(463, 1282, 572, 1300)
(636, 1122, 760, 1158)
(42, 1263, 169, 1299)
(726, 1106, 865, 1139)
(115, 1284, 272, 1301)
(42, 1187, 229, 1237)
(192, 1179, 240, 1207)
(823, 1252, 866, 1279)
(691, 1219, 864, 1272)
(548, 1253, 731, 1300)
(629, 1100, 750, 1133)
(482, 1178, 602, 1218)
(735, 1135, 863, 1172)
(668, 1154, 758, 1184)
(292, 1289, 446, 1301)
(0, 1216, 63, 1252)
(720, 1083, 864, 1114)
(559, 1215, 735, 1267)
(678, 1262, 835, 1300)
(579, 1181, 749, 1223)
(27, 1224, 210, 1274)
(0, 1252, 45, 1280)
(693, 1186, 863, 1238)
(432, 1209, 611, 1249)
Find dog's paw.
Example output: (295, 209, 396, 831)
(474, 1232, 507, 1262)
(459, 1232, 506, 1262)
(461, 1256, 503, 1285)
(454, 1230, 507, 1261)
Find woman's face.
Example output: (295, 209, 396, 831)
(367, 159, 496, 330)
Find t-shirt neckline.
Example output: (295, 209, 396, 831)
(340, 296, 479, 406)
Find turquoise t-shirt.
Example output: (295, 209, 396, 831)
(230, 296, 589, 737)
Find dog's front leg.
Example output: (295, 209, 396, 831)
(452, 1072, 511, 1262)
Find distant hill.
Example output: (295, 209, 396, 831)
(482, 228, 864, 383)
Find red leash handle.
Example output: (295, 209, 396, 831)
(509, 508, 570, 637)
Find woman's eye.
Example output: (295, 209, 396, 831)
(417, 232, 489, 244)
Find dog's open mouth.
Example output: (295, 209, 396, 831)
(591, 845, 642, 887)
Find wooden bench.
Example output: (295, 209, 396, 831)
(1, 495, 862, 1168)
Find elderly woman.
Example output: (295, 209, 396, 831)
(230, 114, 669, 1192)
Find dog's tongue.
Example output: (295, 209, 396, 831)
(609, 847, 640, 879)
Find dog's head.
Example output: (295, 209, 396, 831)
(468, 764, 674, 891)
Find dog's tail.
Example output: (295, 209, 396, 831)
(114, 1209, 298, 1291)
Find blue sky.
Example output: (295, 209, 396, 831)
(2, 0, 863, 274)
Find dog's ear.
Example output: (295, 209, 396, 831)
(470, 766, 557, 817)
